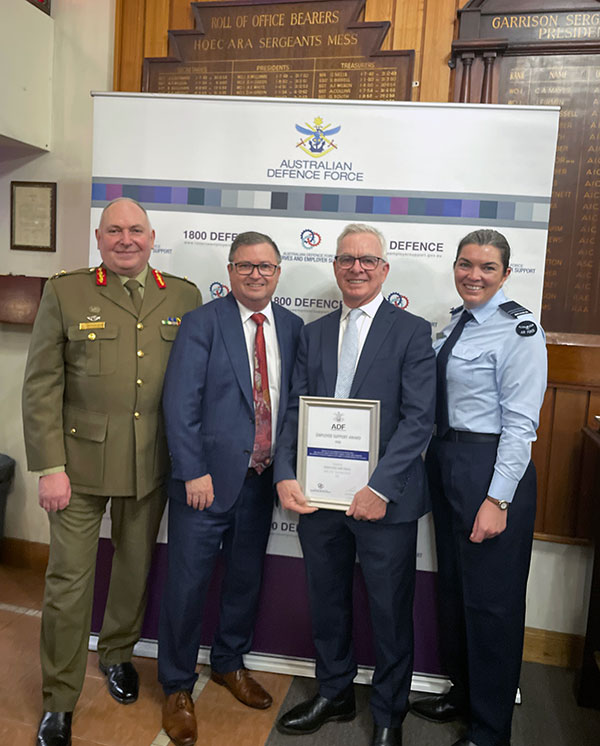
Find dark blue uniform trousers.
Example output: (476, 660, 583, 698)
(426, 436, 537, 746)
(298, 509, 418, 727)
(158, 468, 274, 695)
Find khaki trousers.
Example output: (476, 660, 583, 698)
(41, 487, 166, 711)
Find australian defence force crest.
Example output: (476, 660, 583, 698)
(267, 115, 363, 180)
(296, 116, 341, 158)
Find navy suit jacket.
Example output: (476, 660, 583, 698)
(163, 292, 303, 512)
(274, 299, 436, 524)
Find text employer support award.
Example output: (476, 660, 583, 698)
(297, 396, 380, 510)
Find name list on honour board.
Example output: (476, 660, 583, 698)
(499, 55, 600, 334)
(143, 0, 413, 102)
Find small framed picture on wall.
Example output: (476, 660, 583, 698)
(10, 181, 57, 252)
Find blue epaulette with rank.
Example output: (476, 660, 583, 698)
(499, 300, 531, 318)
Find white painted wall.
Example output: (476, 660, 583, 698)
(0, 0, 592, 639)
(0, 0, 53, 150)
(0, 0, 115, 544)
(527, 540, 593, 635)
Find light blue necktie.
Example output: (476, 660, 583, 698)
(334, 308, 362, 398)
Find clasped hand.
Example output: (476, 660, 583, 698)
(185, 474, 214, 510)
(39, 472, 71, 512)
(470, 498, 508, 543)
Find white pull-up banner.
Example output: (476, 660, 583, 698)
(90, 93, 559, 682)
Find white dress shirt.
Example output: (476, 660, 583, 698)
(337, 293, 388, 502)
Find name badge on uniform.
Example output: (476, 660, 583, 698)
(79, 322, 106, 330)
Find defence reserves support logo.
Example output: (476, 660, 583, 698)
(210, 281, 229, 299)
(300, 229, 322, 249)
(387, 292, 409, 310)
(296, 116, 341, 158)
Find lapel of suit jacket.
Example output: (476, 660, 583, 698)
(321, 308, 342, 396)
(219, 293, 254, 411)
(98, 266, 137, 317)
(272, 304, 292, 433)
(139, 266, 167, 321)
(350, 300, 395, 396)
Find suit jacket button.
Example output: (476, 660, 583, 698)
(136, 378, 143, 386)
(70, 427, 77, 434)
(137, 350, 144, 357)
(137, 322, 143, 330)
(134, 411, 140, 419)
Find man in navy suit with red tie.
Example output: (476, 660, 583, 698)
(158, 232, 303, 746)
(275, 224, 436, 746)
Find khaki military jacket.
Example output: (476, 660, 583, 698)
(22, 265, 202, 498)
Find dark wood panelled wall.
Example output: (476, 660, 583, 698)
(534, 335, 600, 541)
(451, 0, 600, 543)
(113, 0, 469, 99)
(112, 0, 599, 544)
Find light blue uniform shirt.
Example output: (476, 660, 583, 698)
(434, 288, 547, 503)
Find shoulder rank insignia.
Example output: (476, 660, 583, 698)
(152, 269, 167, 289)
(499, 300, 530, 318)
(96, 267, 107, 286)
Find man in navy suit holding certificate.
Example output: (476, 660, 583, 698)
(159, 232, 303, 746)
(274, 224, 436, 746)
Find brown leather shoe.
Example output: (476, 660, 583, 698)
(162, 690, 197, 746)
(211, 668, 273, 709)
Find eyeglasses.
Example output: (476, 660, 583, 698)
(335, 255, 386, 271)
(230, 262, 280, 277)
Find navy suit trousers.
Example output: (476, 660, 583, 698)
(298, 509, 418, 727)
(425, 436, 536, 746)
(158, 468, 274, 694)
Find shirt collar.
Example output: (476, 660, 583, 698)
(235, 298, 274, 325)
(469, 288, 507, 325)
(117, 265, 149, 288)
(340, 293, 384, 321)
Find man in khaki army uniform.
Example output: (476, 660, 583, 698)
(22, 197, 202, 746)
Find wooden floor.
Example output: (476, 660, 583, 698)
(1, 563, 599, 746)
(0, 564, 292, 745)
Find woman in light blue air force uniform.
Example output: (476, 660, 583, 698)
(411, 230, 547, 746)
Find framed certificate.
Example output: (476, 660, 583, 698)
(297, 396, 380, 511)
(10, 181, 57, 252)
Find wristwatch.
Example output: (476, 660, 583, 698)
(486, 496, 509, 511)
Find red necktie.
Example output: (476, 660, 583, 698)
(250, 313, 271, 473)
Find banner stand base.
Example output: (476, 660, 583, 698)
(89, 634, 451, 695)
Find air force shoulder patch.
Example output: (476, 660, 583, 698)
(515, 320, 538, 337)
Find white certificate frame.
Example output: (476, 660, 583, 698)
(297, 396, 380, 511)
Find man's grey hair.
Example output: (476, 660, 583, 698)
(336, 223, 387, 259)
(99, 197, 152, 229)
